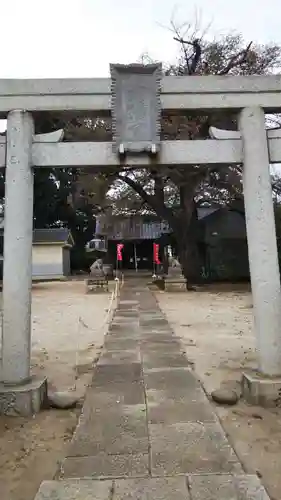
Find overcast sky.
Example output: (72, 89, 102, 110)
(0, 1, 279, 134)
(2, 0, 281, 79)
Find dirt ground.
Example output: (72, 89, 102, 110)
(157, 284, 281, 500)
(0, 280, 113, 500)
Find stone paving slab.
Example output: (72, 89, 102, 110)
(117, 308, 138, 313)
(106, 331, 141, 339)
(67, 404, 148, 456)
(34, 479, 113, 500)
(98, 350, 141, 365)
(109, 326, 140, 333)
(112, 322, 139, 329)
(143, 368, 202, 392)
(81, 392, 145, 419)
(35, 475, 269, 500)
(141, 341, 183, 353)
(140, 315, 169, 319)
(83, 382, 146, 406)
(139, 308, 163, 312)
(113, 315, 139, 320)
(61, 453, 150, 479)
(146, 387, 208, 405)
(149, 422, 243, 476)
(140, 318, 167, 323)
(115, 311, 139, 316)
(140, 334, 182, 341)
(103, 339, 140, 350)
(140, 328, 174, 335)
(141, 329, 178, 335)
(141, 341, 183, 350)
(91, 363, 142, 386)
(108, 324, 138, 333)
(142, 352, 190, 369)
(114, 477, 190, 499)
(188, 474, 270, 499)
(140, 320, 170, 328)
(119, 300, 139, 305)
(106, 328, 139, 337)
(140, 330, 177, 336)
(147, 399, 217, 424)
(115, 310, 138, 315)
(140, 311, 163, 315)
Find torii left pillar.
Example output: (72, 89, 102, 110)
(0, 110, 47, 416)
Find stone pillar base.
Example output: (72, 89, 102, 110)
(242, 371, 281, 407)
(0, 376, 47, 416)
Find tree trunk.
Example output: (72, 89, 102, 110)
(176, 231, 202, 287)
(173, 190, 202, 286)
(122, 176, 203, 284)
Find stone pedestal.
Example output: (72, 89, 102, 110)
(242, 371, 281, 408)
(164, 264, 186, 291)
(0, 376, 47, 416)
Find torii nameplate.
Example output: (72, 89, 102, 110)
(110, 63, 162, 156)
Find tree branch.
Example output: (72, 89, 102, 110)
(173, 36, 202, 75)
(120, 175, 157, 209)
(151, 171, 165, 206)
(219, 42, 253, 75)
(120, 175, 175, 225)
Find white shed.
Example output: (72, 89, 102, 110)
(32, 228, 74, 279)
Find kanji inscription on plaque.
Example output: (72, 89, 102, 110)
(110, 63, 162, 155)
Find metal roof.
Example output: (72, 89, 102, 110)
(96, 215, 171, 241)
(197, 207, 219, 220)
(33, 228, 74, 246)
(95, 208, 220, 241)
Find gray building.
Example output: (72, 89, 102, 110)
(199, 208, 249, 280)
(91, 208, 249, 279)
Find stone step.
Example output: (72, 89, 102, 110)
(34, 474, 270, 499)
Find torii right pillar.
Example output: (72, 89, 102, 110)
(239, 106, 281, 406)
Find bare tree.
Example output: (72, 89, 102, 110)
(36, 19, 281, 284)
(119, 22, 281, 285)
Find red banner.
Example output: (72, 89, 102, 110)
(153, 243, 161, 265)
(117, 243, 124, 261)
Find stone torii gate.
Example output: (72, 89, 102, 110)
(1, 65, 281, 414)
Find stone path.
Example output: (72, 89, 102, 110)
(35, 281, 269, 499)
